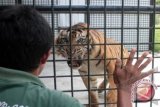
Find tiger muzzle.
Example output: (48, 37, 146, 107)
(67, 59, 82, 68)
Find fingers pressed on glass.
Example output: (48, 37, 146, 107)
(126, 48, 136, 66)
(115, 58, 122, 69)
(137, 67, 157, 80)
(138, 57, 152, 72)
(134, 52, 149, 68)
(114, 58, 122, 81)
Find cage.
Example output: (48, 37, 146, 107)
(0, 0, 160, 107)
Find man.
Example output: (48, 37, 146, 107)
(0, 5, 83, 107)
(0, 5, 154, 107)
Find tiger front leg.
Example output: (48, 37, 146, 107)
(98, 78, 109, 93)
(106, 78, 117, 107)
(106, 61, 117, 107)
(79, 70, 99, 107)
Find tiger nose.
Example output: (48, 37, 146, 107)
(67, 60, 71, 65)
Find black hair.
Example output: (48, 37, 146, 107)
(0, 5, 53, 72)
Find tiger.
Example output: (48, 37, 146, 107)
(55, 23, 129, 107)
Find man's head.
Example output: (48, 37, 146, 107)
(0, 5, 52, 73)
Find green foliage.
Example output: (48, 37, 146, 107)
(156, 0, 160, 5)
(154, 25, 160, 52)
(155, 1, 160, 52)
(156, 14, 160, 25)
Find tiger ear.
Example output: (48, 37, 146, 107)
(55, 31, 61, 45)
(55, 30, 63, 45)
(54, 36, 58, 45)
(54, 36, 62, 55)
(59, 30, 64, 34)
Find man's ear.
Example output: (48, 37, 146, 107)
(40, 49, 51, 65)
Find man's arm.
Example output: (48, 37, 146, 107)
(114, 48, 154, 107)
(117, 89, 132, 107)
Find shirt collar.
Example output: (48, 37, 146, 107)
(0, 67, 45, 87)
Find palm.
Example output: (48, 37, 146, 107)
(113, 48, 154, 89)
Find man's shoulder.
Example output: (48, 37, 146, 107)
(45, 89, 84, 107)
(28, 85, 83, 107)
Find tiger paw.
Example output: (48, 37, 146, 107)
(106, 90, 117, 104)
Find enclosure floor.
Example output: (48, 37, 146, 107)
(40, 54, 160, 107)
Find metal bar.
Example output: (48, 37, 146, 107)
(103, 0, 107, 107)
(57, 26, 160, 30)
(137, 0, 140, 54)
(149, 0, 155, 50)
(50, 56, 152, 62)
(39, 71, 160, 78)
(51, 0, 57, 90)
(15, 0, 22, 4)
(86, 1, 91, 106)
(33, 0, 35, 8)
(121, 0, 124, 62)
(1, 5, 160, 13)
(150, 0, 156, 107)
(135, 1, 140, 107)
(54, 42, 157, 47)
(69, 0, 74, 97)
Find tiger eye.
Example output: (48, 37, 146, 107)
(77, 38, 86, 44)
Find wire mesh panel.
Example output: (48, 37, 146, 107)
(0, 0, 160, 107)
(0, 0, 15, 5)
(90, 0, 150, 6)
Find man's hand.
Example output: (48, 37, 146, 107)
(113, 48, 154, 90)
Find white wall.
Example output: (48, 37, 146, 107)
(57, 0, 85, 27)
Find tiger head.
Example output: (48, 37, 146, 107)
(55, 23, 93, 69)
